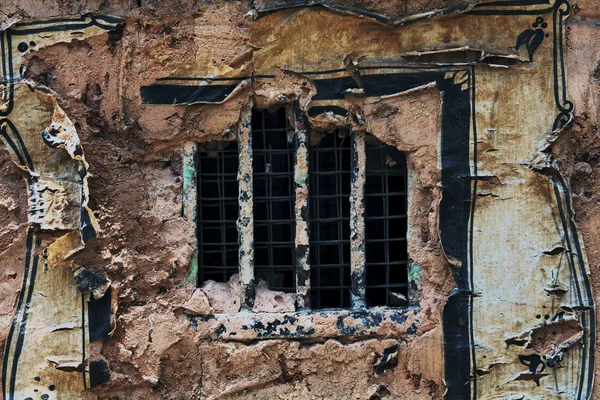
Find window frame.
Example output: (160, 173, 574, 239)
(183, 103, 418, 339)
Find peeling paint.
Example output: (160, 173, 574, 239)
(293, 104, 311, 310)
(182, 141, 198, 284)
(237, 103, 255, 310)
(350, 130, 366, 309)
(0, 1, 597, 399)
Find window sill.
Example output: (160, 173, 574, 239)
(185, 306, 420, 340)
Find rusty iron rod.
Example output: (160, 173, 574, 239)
(237, 103, 255, 310)
(350, 130, 367, 309)
(293, 104, 311, 310)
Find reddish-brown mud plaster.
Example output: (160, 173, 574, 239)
(0, 1, 596, 398)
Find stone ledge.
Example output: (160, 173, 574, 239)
(186, 307, 420, 340)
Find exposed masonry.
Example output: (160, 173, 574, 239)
(2, 2, 595, 398)
(142, 71, 447, 395)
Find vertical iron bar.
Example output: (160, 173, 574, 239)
(350, 130, 367, 309)
(314, 133, 321, 309)
(219, 149, 227, 282)
(267, 123, 273, 285)
(293, 104, 310, 310)
(336, 137, 343, 307)
(383, 158, 390, 306)
(238, 104, 255, 310)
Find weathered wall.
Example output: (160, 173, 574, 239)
(0, 0, 598, 399)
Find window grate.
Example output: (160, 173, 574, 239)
(197, 142, 239, 284)
(252, 108, 296, 292)
(196, 106, 411, 312)
(365, 143, 409, 307)
(309, 130, 352, 309)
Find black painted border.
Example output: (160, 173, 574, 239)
(139, 2, 592, 398)
(0, 2, 591, 399)
(0, 15, 123, 400)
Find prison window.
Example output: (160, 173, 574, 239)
(364, 137, 408, 307)
(196, 106, 410, 311)
(197, 142, 239, 283)
(309, 130, 351, 309)
(252, 108, 296, 292)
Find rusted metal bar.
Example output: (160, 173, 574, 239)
(237, 104, 255, 310)
(293, 104, 311, 310)
(350, 130, 367, 309)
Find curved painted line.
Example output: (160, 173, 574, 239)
(468, 65, 478, 399)
(1, 229, 33, 400)
(552, 175, 595, 399)
(0, 13, 120, 400)
(0, 31, 14, 117)
(8, 233, 41, 400)
(0, 119, 34, 172)
(1, 228, 39, 400)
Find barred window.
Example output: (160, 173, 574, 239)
(309, 129, 352, 309)
(197, 142, 239, 284)
(196, 106, 409, 310)
(252, 108, 296, 292)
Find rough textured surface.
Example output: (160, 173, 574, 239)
(0, 0, 599, 399)
(554, 12, 600, 399)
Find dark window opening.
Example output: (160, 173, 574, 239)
(196, 109, 410, 312)
(365, 138, 409, 307)
(309, 130, 352, 309)
(252, 108, 296, 292)
(197, 141, 239, 284)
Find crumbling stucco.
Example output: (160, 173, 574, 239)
(0, 0, 598, 399)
